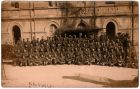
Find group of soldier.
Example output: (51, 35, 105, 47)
(12, 32, 137, 68)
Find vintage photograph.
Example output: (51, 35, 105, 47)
(1, 0, 139, 87)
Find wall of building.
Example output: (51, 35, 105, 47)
(1, 1, 138, 46)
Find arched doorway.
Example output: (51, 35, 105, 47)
(12, 25, 21, 44)
(50, 24, 57, 36)
(77, 22, 86, 29)
(106, 22, 116, 39)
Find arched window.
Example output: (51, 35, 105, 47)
(50, 24, 57, 36)
(106, 22, 116, 39)
(12, 25, 21, 44)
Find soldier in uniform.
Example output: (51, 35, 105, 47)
(31, 36, 37, 46)
(34, 43, 40, 52)
(84, 54, 91, 65)
(58, 53, 65, 64)
(19, 55, 27, 66)
(32, 49, 40, 61)
(14, 49, 21, 66)
(91, 51, 97, 64)
(28, 43, 34, 54)
(52, 53, 58, 64)
(46, 54, 53, 65)
(22, 38, 26, 45)
(36, 38, 40, 45)
(40, 54, 46, 65)
(25, 38, 31, 52)
(18, 49, 28, 66)
(97, 53, 102, 65)
(39, 48, 45, 57)
(118, 55, 125, 67)
(65, 53, 72, 64)
(40, 36, 45, 45)
(33, 55, 42, 66)
(101, 55, 108, 66)
(27, 55, 34, 66)
(75, 48, 84, 65)
(109, 54, 118, 66)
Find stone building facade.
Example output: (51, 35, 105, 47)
(1, 1, 138, 47)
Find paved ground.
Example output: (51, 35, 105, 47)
(2, 64, 138, 88)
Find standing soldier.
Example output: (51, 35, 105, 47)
(40, 36, 45, 45)
(28, 43, 34, 55)
(31, 36, 37, 46)
(34, 43, 40, 52)
(36, 38, 40, 45)
(39, 48, 45, 57)
(22, 38, 26, 48)
(25, 38, 31, 52)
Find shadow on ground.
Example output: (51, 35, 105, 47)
(62, 74, 138, 87)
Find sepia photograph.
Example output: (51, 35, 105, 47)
(1, 0, 139, 88)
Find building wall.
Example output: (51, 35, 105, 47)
(1, 1, 138, 47)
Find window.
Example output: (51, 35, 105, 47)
(105, 1, 115, 4)
(55, 2, 57, 6)
(11, 2, 19, 8)
(49, 1, 53, 7)
(15, 2, 19, 8)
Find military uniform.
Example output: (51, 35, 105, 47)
(31, 36, 37, 46)
(40, 36, 45, 45)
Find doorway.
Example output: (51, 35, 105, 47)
(106, 22, 116, 39)
(12, 26, 21, 44)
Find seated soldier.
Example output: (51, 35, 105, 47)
(118, 55, 125, 67)
(57, 53, 65, 65)
(100, 55, 108, 66)
(27, 55, 36, 66)
(33, 55, 42, 66)
(46, 54, 53, 65)
(90, 53, 96, 64)
(84, 54, 91, 65)
(40, 54, 46, 65)
(66, 53, 73, 65)
(51, 53, 58, 65)
(19, 55, 27, 66)
(109, 55, 118, 66)
(96, 54, 102, 65)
